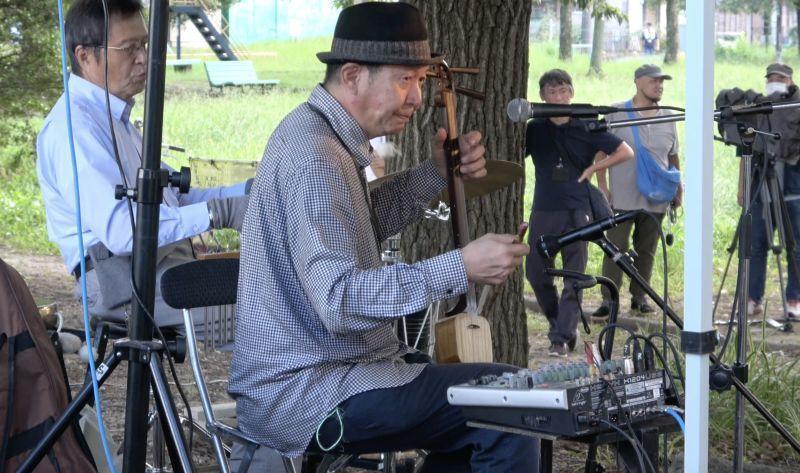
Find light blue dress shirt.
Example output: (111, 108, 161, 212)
(37, 74, 245, 272)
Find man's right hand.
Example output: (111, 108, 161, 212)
(461, 233, 529, 285)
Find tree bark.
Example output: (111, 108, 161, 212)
(775, 0, 783, 62)
(580, 8, 592, 44)
(394, 0, 532, 366)
(763, 6, 772, 48)
(663, 0, 678, 64)
(796, 6, 800, 55)
(559, 0, 573, 60)
(589, 13, 604, 76)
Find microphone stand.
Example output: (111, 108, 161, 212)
(540, 223, 800, 456)
(584, 99, 800, 133)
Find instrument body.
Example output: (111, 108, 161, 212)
(431, 62, 493, 364)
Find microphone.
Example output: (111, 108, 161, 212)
(506, 98, 620, 122)
(537, 211, 639, 259)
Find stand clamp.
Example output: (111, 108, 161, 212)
(114, 166, 191, 202)
(679, 329, 718, 355)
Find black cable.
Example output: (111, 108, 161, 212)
(596, 323, 639, 359)
(624, 335, 682, 404)
(647, 333, 685, 386)
(599, 380, 655, 473)
(98, 0, 193, 453)
(597, 419, 650, 473)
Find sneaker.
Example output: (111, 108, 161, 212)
(591, 304, 610, 321)
(747, 299, 763, 316)
(787, 300, 800, 320)
(548, 342, 568, 357)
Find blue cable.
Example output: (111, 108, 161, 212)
(664, 407, 685, 434)
(56, 1, 118, 471)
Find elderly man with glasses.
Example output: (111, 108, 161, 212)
(36, 0, 250, 328)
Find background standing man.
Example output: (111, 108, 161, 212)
(525, 69, 633, 357)
(594, 64, 681, 318)
(738, 63, 800, 318)
(642, 22, 658, 55)
(231, 3, 539, 471)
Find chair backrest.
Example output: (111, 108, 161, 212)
(161, 258, 239, 310)
(204, 60, 259, 86)
(161, 258, 298, 473)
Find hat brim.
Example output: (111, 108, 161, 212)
(639, 73, 672, 80)
(316, 51, 445, 66)
(765, 71, 792, 78)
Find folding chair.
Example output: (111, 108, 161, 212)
(160, 258, 296, 473)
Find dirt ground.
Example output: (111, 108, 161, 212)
(4, 246, 796, 472)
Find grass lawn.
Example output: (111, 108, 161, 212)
(4, 38, 799, 300)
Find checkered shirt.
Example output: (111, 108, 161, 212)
(230, 85, 469, 456)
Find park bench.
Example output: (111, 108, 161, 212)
(167, 58, 201, 72)
(204, 60, 279, 92)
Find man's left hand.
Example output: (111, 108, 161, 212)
(432, 128, 487, 180)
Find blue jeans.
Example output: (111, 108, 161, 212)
(749, 162, 800, 302)
(312, 358, 540, 472)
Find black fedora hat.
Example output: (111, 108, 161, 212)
(317, 2, 444, 66)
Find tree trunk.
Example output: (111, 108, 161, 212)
(559, 0, 573, 60)
(589, 13, 604, 76)
(663, 0, 678, 64)
(763, 6, 772, 48)
(775, 0, 783, 62)
(580, 8, 592, 44)
(394, 0, 532, 366)
(796, 6, 800, 55)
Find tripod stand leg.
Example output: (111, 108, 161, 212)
(149, 355, 194, 472)
(18, 350, 123, 473)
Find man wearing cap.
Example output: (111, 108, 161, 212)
(738, 63, 800, 319)
(593, 64, 681, 320)
(230, 2, 539, 470)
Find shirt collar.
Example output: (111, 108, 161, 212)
(308, 84, 373, 169)
(68, 73, 135, 123)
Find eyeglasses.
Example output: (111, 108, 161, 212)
(91, 42, 148, 58)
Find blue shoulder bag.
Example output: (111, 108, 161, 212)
(625, 100, 681, 203)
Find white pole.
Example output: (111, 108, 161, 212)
(683, 1, 714, 472)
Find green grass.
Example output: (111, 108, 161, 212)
(3, 38, 794, 301)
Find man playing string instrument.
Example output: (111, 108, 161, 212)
(230, 2, 539, 470)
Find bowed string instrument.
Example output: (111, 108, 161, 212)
(429, 61, 495, 364)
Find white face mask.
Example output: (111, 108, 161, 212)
(766, 81, 789, 96)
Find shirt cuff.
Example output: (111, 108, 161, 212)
(415, 249, 469, 302)
(178, 202, 212, 235)
(408, 159, 447, 204)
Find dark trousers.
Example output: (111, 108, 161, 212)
(600, 212, 665, 302)
(313, 361, 540, 473)
(525, 209, 590, 344)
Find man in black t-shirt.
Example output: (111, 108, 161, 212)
(525, 69, 633, 357)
